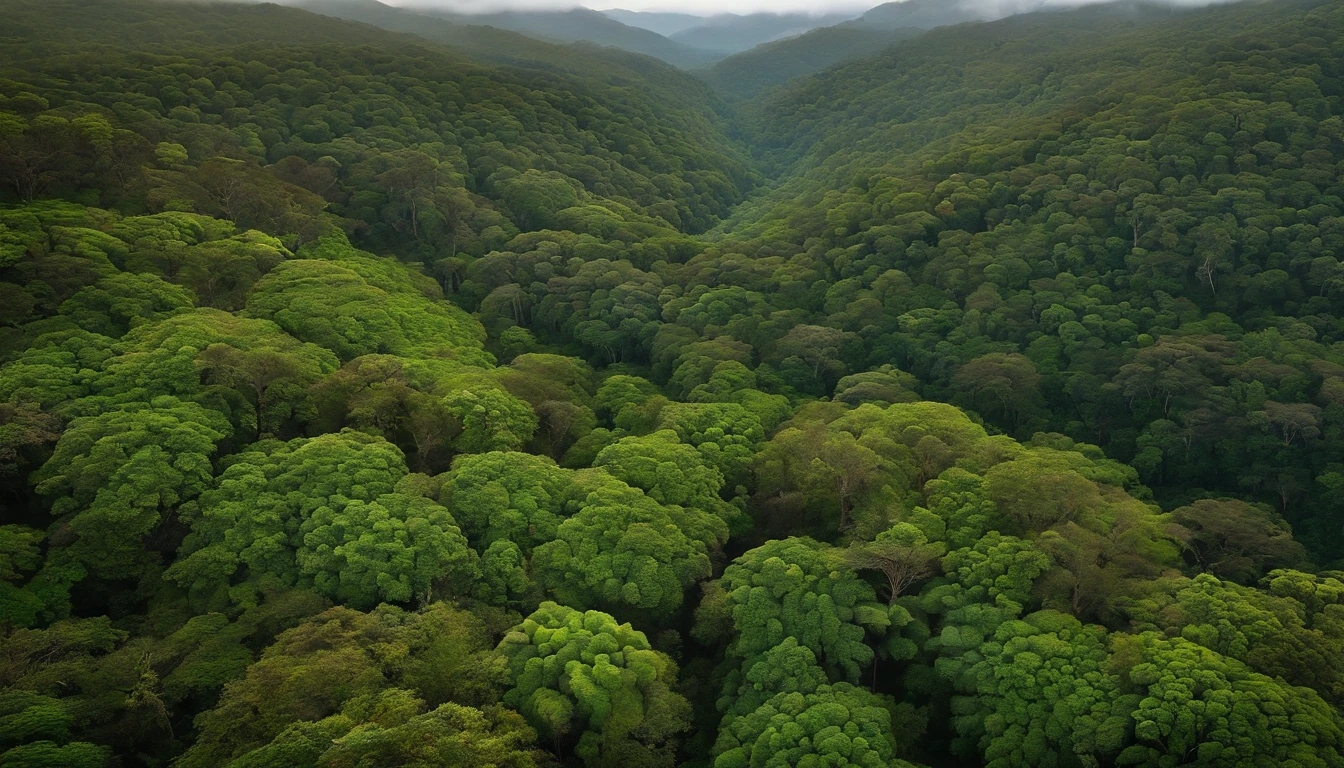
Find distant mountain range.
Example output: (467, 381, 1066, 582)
(600, 8, 707, 37)
(702, 25, 921, 100)
(602, 1, 1019, 54)
(273, 0, 1139, 99)
(611, 11, 861, 54)
(850, 0, 1045, 29)
(408, 6, 722, 68)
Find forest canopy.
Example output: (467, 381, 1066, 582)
(3, 0, 1344, 766)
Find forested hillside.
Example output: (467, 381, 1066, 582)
(718, 0, 1344, 550)
(702, 26, 921, 101)
(667, 12, 857, 54)
(3, 0, 1344, 767)
(364, 4, 724, 70)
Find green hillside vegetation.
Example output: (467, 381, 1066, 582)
(715, 0, 1344, 553)
(702, 25, 921, 102)
(279, 0, 743, 125)
(391, 4, 724, 69)
(851, 0, 999, 29)
(668, 12, 856, 55)
(3, 0, 1344, 766)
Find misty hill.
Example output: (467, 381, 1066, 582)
(702, 25, 921, 100)
(670, 12, 860, 54)
(280, 0, 721, 92)
(851, 0, 1001, 29)
(1, 0, 472, 52)
(601, 8, 708, 37)
(398, 5, 723, 68)
(849, 0, 1144, 30)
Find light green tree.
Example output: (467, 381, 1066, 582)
(32, 397, 230, 580)
(712, 681, 916, 768)
(531, 476, 725, 617)
(439, 451, 572, 553)
(443, 385, 538, 454)
(696, 537, 891, 684)
(498, 602, 691, 767)
(170, 431, 475, 609)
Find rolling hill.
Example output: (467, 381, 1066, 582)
(399, 5, 724, 68)
(701, 25, 921, 100)
(670, 11, 859, 53)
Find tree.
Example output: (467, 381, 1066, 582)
(946, 610, 1127, 767)
(530, 476, 725, 618)
(498, 354, 596, 455)
(697, 538, 890, 684)
(196, 343, 308, 436)
(754, 423, 885, 533)
(717, 638, 830, 717)
(833, 366, 921, 407)
(773, 324, 855, 388)
(982, 454, 1103, 534)
(925, 533, 1052, 618)
(1259, 400, 1323, 446)
(179, 604, 509, 768)
(0, 526, 43, 585)
(906, 467, 998, 549)
(656, 402, 764, 489)
(309, 355, 461, 473)
(545, 260, 664, 364)
(168, 431, 476, 609)
(0, 402, 61, 481)
(1125, 574, 1344, 704)
(0, 740, 111, 768)
(1170, 498, 1307, 583)
(595, 375, 659, 427)
(477, 540, 537, 608)
(90, 308, 338, 419)
(1112, 336, 1231, 419)
(843, 523, 946, 604)
(57, 272, 194, 338)
(712, 681, 914, 768)
(493, 170, 582, 231)
(295, 492, 478, 609)
(317, 702, 547, 768)
(440, 451, 573, 553)
(175, 230, 290, 311)
(1113, 632, 1344, 767)
(245, 241, 488, 365)
(444, 385, 538, 454)
(0, 593, 324, 766)
(810, 431, 883, 531)
(593, 430, 726, 511)
(950, 353, 1043, 433)
(498, 602, 691, 767)
(0, 112, 126, 203)
(177, 156, 329, 242)
(31, 397, 230, 580)
(374, 150, 445, 243)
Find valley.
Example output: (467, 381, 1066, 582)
(1, 0, 1343, 766)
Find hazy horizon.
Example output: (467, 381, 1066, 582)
(386, 0, 1239, 19)
(386, 0, 872, 14)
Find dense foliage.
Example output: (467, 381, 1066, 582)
(3, 0, 1344, 766)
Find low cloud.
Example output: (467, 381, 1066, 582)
(387, 0, 1242, 18)
(388, 0, 582, 12)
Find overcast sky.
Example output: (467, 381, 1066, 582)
(387, 0, 1232, 18)
(388, 0, 872, 12)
